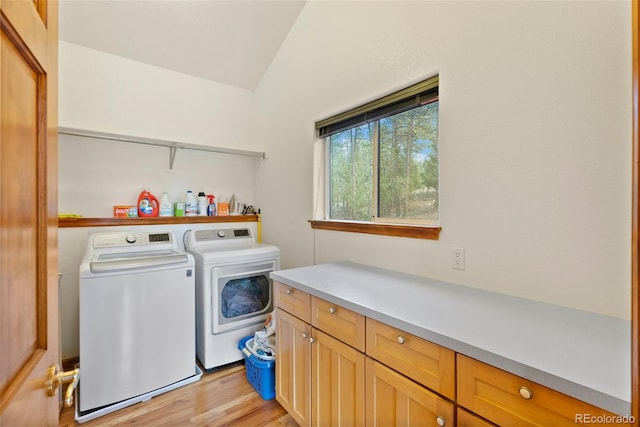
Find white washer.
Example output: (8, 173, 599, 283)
(78, 231, 201, 422)
(185, 227, 280, 370)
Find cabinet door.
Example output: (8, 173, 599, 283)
(276, 308, 311, 427)
(366, 358, 454, 427)
(312, 329, 365, 426)
(457, 407, 497, 427)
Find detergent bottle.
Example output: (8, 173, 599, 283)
(197, 192, 207, 216)
(207, 195, 216, 216)
(185, 190, 198, 216)
(159, 192, 173, 217)
(138, 188, 159, 217)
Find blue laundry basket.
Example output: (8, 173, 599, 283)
(237, 335, 276, 400)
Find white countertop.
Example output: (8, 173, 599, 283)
(270, 261, 631, 416)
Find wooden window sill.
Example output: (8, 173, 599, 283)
(58, 214, 258, 228)
(309, 220, 441, 240)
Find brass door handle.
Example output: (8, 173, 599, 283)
(46, 365, 79, 408)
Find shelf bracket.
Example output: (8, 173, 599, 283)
(169, 146, 177, 171)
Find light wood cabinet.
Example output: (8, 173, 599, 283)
(275, 281, 365, 427)
(275, 281, 310, 322)
(366, 318, 455, 400)
(311, 296, 365, 352)
(275, 281, 625, 427)
(275, 308, 311, 426)
(457, 407, 497, 427)
(366, 358, 454, 427)
(312, 329, 365, 426)
(457, 354, 625, 427)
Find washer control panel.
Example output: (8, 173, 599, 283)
(93, 232, 173, 248)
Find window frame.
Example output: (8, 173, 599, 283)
(313, 76, 442, 240)
(308, 219, 441, 240)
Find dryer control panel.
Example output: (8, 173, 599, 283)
(193, 228, 252, 242)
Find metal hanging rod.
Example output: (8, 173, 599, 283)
(58, 127, 266, 171)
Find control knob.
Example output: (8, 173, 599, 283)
(125, 234, 137, 244)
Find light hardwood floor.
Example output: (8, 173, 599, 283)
(59, 363, 296, 427)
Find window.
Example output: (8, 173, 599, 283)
(313, 77, 441, 239)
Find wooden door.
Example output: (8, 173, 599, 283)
(275, 308, 311, 427)
(311, 328, 365, 427)
(0, 0, 59, 425)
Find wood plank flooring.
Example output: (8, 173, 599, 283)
(58, 363, 297, 427)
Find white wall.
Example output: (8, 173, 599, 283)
(253, 1, 631, 319)
(59, 41, 260, 151)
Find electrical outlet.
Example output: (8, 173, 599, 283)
(453, 248, 465, 270)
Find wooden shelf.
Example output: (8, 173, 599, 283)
(59, 215, 259, 228)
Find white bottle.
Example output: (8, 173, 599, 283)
(185, 190, 198, 216)
(159, 192, 173, 217)
(197, 192, 207, 216)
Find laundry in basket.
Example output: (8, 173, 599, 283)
(246, 312, 276, 358)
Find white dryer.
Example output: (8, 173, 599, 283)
(185, 227, 280, 370)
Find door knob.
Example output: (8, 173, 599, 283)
(46, 365, 79, 407)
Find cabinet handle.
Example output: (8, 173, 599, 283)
(435, 415, 446, 426)
(397, 336, 406, 344)
(302, 332, 308, 339)
(309, 337, 315, 344)
(329, 307, 336, 314)
(286, 288, 292, 295)
(519, 386, 533, 400)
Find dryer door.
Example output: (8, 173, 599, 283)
(211, 260, 275, 334)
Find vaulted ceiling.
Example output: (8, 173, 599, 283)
(58, 0, 307, 91)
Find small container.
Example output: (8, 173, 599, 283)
(185, 190, 198, 216)
(218, 202, 229, 216)
(197, 192, 207, 216)
(159, 192, 173, 217)
(113, 205, 138, 218)
(174, 202, 185, 217)
(207, 195, 216, 216)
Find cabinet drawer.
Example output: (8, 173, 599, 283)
(311, 296, 365, 352)
(275, 281, 310, 322)
(457, 354, 623, 426)
(366, 318, 455, 400)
